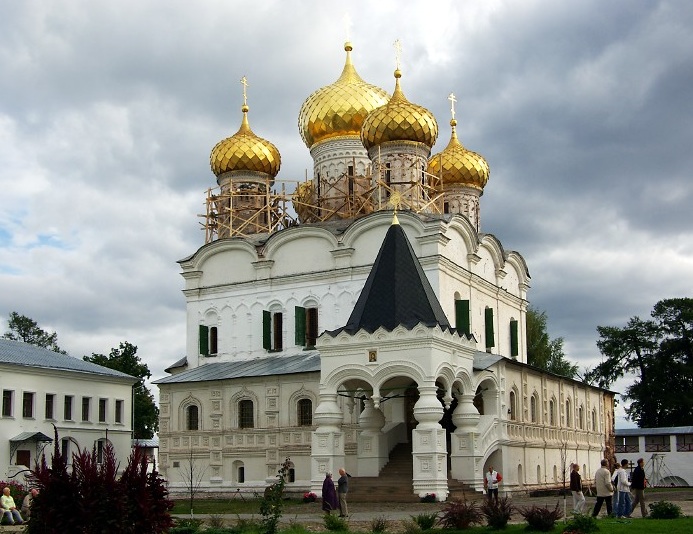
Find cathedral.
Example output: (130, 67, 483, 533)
(154, 42, 615, 500)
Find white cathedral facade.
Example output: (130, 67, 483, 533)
(154, 42, 615, 500)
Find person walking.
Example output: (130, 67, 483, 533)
(321, 472, 339, 514)
(337, 468, 349, 517)
(483, 465, 500, 503)
(613, 459, 632, 518)
(630, 458, 648, 517)
(592, 459, 614, 517)
(570, 463, 586, 514)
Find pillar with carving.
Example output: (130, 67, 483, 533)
(411, 385, 448, 500)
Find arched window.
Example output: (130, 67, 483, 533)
(549, 399, 556, 426)
(592, 409, 598, 431)
(297, 398, 312, 426)
(530, 394, 538, 423)
(578, 405, 584, 430)
(186, 405, 199, 431)
(238, 399, 254, 429)
(210, 326, 218, 355)
(509, 390, 517, 421)
(565, 399, 572, 427)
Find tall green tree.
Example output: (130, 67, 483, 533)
(2, 311, 66, 353)
(586, 298, 693, 427)
(85, 341, 159, 439)
(526, 306, 579, 378)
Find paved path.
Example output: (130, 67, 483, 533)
(172, 488, 693, 529)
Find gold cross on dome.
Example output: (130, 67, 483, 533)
(388, 191, 402, 211)
(448, 92, 457, 120)
(394, 39, 402, 70)
(240, 76, 249, 106)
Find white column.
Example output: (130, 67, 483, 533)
(310, 392, 345, 493)
(357, 398, 387, 475)
(411, 385, 448, 500)
(450, 393, 481, 485)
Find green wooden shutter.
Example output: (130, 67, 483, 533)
(485, 308, 495, 349)
(262, 311, 271, 350)
(510, 320, 519, 357)
(199, 325, 209, 356)
(455, 299, 470, 335)
(295, 306, 306, 346)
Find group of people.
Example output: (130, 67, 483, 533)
(482, 459, 648, 520)
(1, 486, 38, 525)
(321, 468, 350, 517)
(592, 457, 648, 518)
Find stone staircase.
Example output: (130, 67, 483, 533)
(347, 443, 482, 502)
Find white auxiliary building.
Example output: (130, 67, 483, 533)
(0, 339, 138, 483)
(155, 42, 615, 500)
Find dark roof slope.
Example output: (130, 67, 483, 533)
(0, 338, 137, 380)
(154, 351, 320, 384)
(330, 220, 452, 335)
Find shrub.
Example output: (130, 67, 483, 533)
(519, 502, 563, 532)
(260, 457, 291, 534)
(169, 528, 199, 534)
(648, 500, 682, 519)
(400, 518, 422, 534)
(481, 496, 515, 530)
(207, 514, 227, 528)
(411, 511, 439, 530)
(439, 499, 483, 530)
(27, 427, 173, 534)
(561, 513, 599, 533)
(420, 493, 437, 503)
(173, 518, 203, 531)
(0, 480, 28, 505)
(323, 512, 349, 531)
(370, 515, 389, 533)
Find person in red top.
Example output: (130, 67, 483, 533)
(483, 466, 501, 503)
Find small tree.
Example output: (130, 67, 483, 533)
(178, 444, 207, 518)
(2, 311, 66, 353)
(260, 457, 291, 534)
(559, 441, 568, 521)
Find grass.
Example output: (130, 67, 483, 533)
(428, 517, 693, 533)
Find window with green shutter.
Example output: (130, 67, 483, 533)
(510, 319, 519, 357)
(199, 325, 209, 356)
(262, 311, 271, 350)
(295, 306, 306, 346)
(455, 299, 470, 335)
(485, 308, 495, 349)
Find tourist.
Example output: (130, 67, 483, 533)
(592, 459, 614, 517)
(570, 463, 586, 514)
(0, 487, 23, 525)
(321, 472, 339, 514)
(337, 468, 349, 517)
(630, 458, 648, 517)
(612, 459, 632, 518)
(21, 488, 37, 521)
(483, 465, 500, 503)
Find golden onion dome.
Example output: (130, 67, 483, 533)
(298, 42, 390, 149)
(427, 119, 489, 191)
(210, 104, 281, 178)
(361, 69, 438, 151)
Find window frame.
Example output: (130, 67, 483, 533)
(238, 399, 254, 429)
(186, 404, 199, 431)
(98, 398, 107, 423)
(81, 397, 91, 422)
(2, 390, 13, 417)
(45, 393, 55, 420)
(115, 399, 123, 424)
(297, 398, 313, 426)
(64, 395, 74, 421)
(22, 391, 35, 419)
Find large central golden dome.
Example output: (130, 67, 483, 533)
(428, 119, 489, 191)
(298, 42, 390, 149)
(210, 104, 281, 178)
(361, 69, 438, 150)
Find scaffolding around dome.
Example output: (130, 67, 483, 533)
(200, 156, 445, 242)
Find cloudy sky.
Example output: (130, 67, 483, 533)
(1, 0, 691, 427)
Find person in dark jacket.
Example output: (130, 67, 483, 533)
(570, 463, 586, 514)
(337, 468, 349, 517)
(321, 472, 339, 514)
(630, 458, 648, 517)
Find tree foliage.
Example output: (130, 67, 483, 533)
(586, 298, 693, 427)
(526, 307, 579, 378)
(2, 311, 66, 353)
(84, 341, 159, 439)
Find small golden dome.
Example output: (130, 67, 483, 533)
(210, 104, 281, 177)
(298, 42, 390, 149)
(427, 119, 489, 191)
(361, 69, 438, 151)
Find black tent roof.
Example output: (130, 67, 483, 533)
(328, 219, 453, 335)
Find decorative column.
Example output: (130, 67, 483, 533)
(357, 398, 387, 475)
(450, 393, 481, 485)
(310, 392, 345, 493)
(411, 385, 448, 500)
